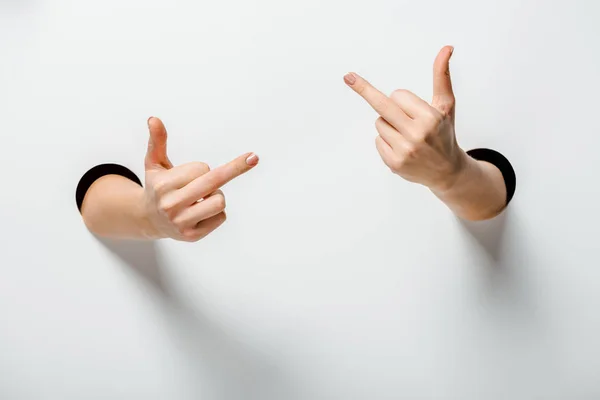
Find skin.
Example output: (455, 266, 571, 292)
(82, 47, 504, 240)
(344, 46, 506, 221)
(80, 117, 259, 241)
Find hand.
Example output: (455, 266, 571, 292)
(344, 46, 466, 192)
(143, 117, 259, 241)
(344, 46, 508, 220)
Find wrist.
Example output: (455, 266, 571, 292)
(134, 188, 165, 240)
(431, 150, 507, 221)
(431, 148, 473, 194)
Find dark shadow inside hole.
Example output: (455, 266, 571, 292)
(458, 147, 516, 263)
(467, 148, 516, 206)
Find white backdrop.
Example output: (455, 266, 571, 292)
(2, 0, 600, 399)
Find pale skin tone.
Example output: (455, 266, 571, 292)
(82, 46, 505, 240)
(80, 117, 259, 241)
(344, 46, 506, 221)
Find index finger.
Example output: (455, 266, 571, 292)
(344, 72, 411, 130)
(179, 152, 259, 203)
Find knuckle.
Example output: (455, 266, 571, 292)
(404, 144, 419, 159)
(413, 126, 431, 143)
(391, 88, 409, 100)
(158, 198, 177, 217)
(434, 98, 455, 117)
(389, 157, 405, 172)
(390, 89, 413, 106)
(152, 178, 170, 194)
(172, 218, 187, 234)
(191, 161, 210, 176)
(424, 108, 443, 125)
(215, 195, 226, 211)
(439, 105, 451, 118)
(181, 230, 200, 242)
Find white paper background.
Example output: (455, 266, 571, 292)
(1, 0, 599, 398)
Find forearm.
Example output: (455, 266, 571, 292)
(80, 175, 158, 239)
(432, 150, 507, 221)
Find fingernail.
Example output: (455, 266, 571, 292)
(147, 116, 154, 127)
(344, 73, 356, 86)
(449, 46, 454, 55)
(246, 153, 259, 166)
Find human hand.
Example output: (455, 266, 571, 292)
(344, 46, 466, 192)
(142, 117, 259, 241)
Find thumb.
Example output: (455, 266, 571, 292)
(432, 45, 455, 116)
(145, 116, 173, 170)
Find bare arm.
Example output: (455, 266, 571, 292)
(81, 174, 156, 239)
(431, 152, 507, 221)
(344, 46, 513, 221)
(77, 117, 259, 241)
